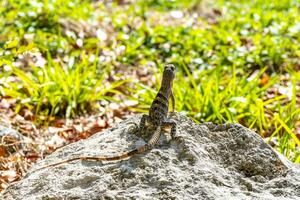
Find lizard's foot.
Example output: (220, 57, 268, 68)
(205, 122, 233, 132)
(162, 119, 178, 140)
(213, 123, 233, 132)
(168, 111, 176, 118)
(172, 135, 184, 144)
(124, 114, 150, 135)
(125, 122, 139, 134)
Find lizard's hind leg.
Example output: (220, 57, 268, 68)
(139, 114, 149, 130)
(134, 114, 149, 137)
(124, 114, 149, 135)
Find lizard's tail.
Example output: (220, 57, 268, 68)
(82, 144, 150, 161)
(30, 128, 161, 173)
(29, 146, 149, 174)
(82, 126, 161, 161)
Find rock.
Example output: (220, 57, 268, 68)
(0, 125, 24, 155)
(1, 113, 300, 200)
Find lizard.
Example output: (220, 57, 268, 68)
(30, 64, 177, 173)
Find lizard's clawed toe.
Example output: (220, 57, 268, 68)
(172, 135, 184, 144)
(125, 122, 139, 133)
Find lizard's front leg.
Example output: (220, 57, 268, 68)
(162, 119, 182, 142)
(170, 90, 175, 113)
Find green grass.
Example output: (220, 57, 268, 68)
(0, 0, 126, 119)
(133, 63, 300, 162)
(0, 0, 299, 162)
(1, 50, 126, 119)
(120, 0, 300, 162)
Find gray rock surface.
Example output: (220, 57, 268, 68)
(0, 125, 24, 154)
(1, 113, 300, 200)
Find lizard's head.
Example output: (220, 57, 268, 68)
(162, 64, 175, 84)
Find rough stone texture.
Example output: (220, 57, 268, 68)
(1, 113, 300, 200)
(0, 125, 24, 155)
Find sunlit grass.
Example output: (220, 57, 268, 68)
(132, 63, 300, 162)
(2, 51, 126, 119)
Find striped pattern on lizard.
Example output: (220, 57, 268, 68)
(30, 64, 177, 173)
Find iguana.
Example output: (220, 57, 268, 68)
(30, 64, 177, 173)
